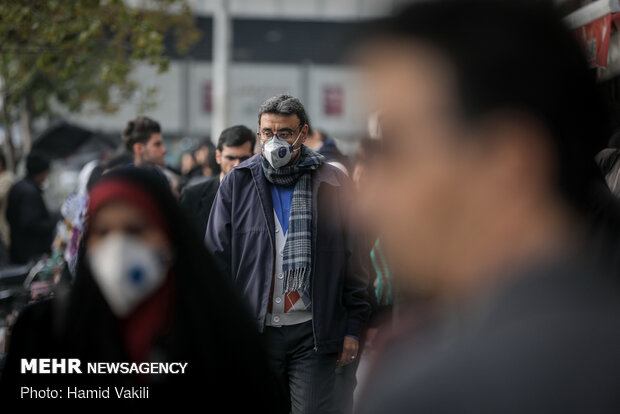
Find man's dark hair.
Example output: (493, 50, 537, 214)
(217, 125, 256, 152)
(258, 94, 309, 127)
(122, 116, 161, 152)
(26, 152, 51, 177)
(371, 0, 611, 212)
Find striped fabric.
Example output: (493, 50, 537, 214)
(261, 145, 324, 294)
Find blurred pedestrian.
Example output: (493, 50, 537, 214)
(184, 139, 221, 188)
(0, 151, 14, 263)
(6, 152, 57, 264)
(193, 139, 213, 166)
(305, 127, 350, 175)
(180, 125, 255, 239)
(206, 94, 370, 414)
(1, 168, 284, 410)
(180, 151, 196, 175)
(356, 1, 620, 413)
(122, 116, 167, 168)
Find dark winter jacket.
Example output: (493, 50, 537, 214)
(205, 154, 371, 354)
(6, 177, 56, 264)
(179, 176, 220, 239)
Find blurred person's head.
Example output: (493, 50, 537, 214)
(122, 116, 166, 167)
(26, 152, 51, 187)
(193, 140, 219, 177)
(258, 94, 310, 168)
(304, 126, 326, 151)
(86, 173, 174, 314)
(216, 125, 256, 177)
(360, 0, 609, 298)
(181, 152, 196, 175)
(193, 139, 213, 165)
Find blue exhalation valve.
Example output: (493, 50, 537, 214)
(129, 266, 145, 284)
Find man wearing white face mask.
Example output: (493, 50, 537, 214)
(206, 94, 370, 414)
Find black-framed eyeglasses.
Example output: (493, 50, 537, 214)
(258, 124, 303, 141)
(223, 155, 251, 162)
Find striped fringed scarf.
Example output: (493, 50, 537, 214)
(261, 145, 324, 293)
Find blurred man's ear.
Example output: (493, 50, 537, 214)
(215, 149, 222, 165)
(132, 142, 144, 155)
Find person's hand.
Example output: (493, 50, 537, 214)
(337, 336, 359, 367)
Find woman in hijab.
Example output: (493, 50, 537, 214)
(1, 167, 285, 411)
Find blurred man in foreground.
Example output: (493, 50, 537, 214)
(356, 1, 620, 413)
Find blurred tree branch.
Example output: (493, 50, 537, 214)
(0, 0, 200, 171)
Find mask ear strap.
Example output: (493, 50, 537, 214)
(290, 128, 304, 152)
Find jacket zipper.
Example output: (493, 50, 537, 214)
(250, 169, 276, 331)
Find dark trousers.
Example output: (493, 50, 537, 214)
(263, 320, 338, 414)
(334, 358, 360, 414)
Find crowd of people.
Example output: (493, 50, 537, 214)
(3, 0, 620, 412)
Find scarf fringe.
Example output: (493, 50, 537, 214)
(283, 267, 310, 293)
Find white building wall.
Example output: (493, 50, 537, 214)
(66, 61, 367, 148)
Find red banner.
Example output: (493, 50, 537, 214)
(323, 86, 344, 116)
(575, 14, 612, 68)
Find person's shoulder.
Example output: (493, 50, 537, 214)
(11, 178, 38, 195)
(233, 153, 261, 172)
(187, 176, 220, 192)
(180, 176, 219, 203)
(226, 154, 260, 181)
(358, 332, 463, 414)
(317, 161, 351, 187)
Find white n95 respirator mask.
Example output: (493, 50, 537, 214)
(262, 131, 302, 169)
(86, 234, 169, 317)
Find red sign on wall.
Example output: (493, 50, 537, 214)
(575, 14, 612, 68)
(323, 85, 343, 116)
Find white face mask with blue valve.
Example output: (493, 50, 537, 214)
(87, 234, 169, 317)
(262, 130, 303, 169)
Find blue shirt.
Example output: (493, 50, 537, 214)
(270, 184, 294, 234)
